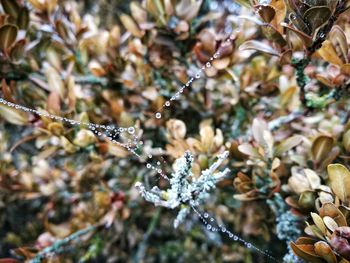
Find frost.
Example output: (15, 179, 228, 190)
(135, 151, 230, 228)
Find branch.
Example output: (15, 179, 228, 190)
(293, 0, 348, 108)
(29, 225, 97, 263)
(0, 72, 108, 87)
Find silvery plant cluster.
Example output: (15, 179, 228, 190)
(135, 151, 230, 228)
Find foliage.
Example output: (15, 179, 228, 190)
(0, 0, 350, 262)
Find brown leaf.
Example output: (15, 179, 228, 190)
(290, 242, 324, 263)
(255, 4, 276, 23)
(303, 6, 331, 33)
(329, 25, 349, 64)
(311, 135, 334, 164)
(0, 24, 18, 51)
(314, 241, 337, 263)
(120, 14, 143, 38)
(318, 40, 344, 66)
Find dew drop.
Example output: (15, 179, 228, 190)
(157, 161, 161, 165)
(128, 127, 135, 134)
(148, 154, 152, 158)
(206, 224, 212, 230)
(234, 235, 238, 241)
(204, 213, 209, 218)
(157, 169, 162, 174)
(206, 62, 211, 68)
(146, 163, 152, 169)
(247, 243, 252, 248)
(155, 112, 162, 119)
(165, 101, 170, 107)
(221, 227, 226, 232)
(195, 73, 201, 79)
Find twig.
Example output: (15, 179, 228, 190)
(135, 207, 162, 261)
(1, 72, 108, 87)
(268, 110, 304, 131)
(293, 0, 348, 108)
(29, 225, 97, 263)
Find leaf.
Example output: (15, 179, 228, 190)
(290, 12, 311, 35)
(261, 25, 287, 47)
(0, 0, 20, 18)
(329, 25, 348, 64)
(1, 79, 14, 103)
(274, 135, 303, 156)
(290, 242, 324, 263)
(269, 0, 287, 26)
(343, 129, 350, 153)
(44, 64, 65, 99)
(17, 7, 29, 30)
(238, 143, 261, 158)
(304, 169, 321, 190)
(314, 241, 337, 263)
(323, 216, 338, 232)
(239, 40, 280, 56)
(255, 4, 276, 23)
(341, 64, 350, 75)
(303, 6, 331, 33)
(0, 103, 28, 125)
(319, 203, 347, 227)
(120, 14, 143, 38)
(251, 118, 269, 146)
(282, 22, 313, 47)
(311, 135, 334, 163)
(318, 40, 344, 66)
(0, 24, 18, 51)
(311, 212, 327, 235)
(9, 38, 26, 61)
(327, 164, 350, 203)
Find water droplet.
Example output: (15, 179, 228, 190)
(157, 161, 161, 165)
(206, 224, 212, 230)
(165, 101, 170, 107)
(157, 169, 162, 174)
(210, 218, 214, 222)
(128, 127, 135, 134)
(146, 163, 152, 169)
(247, 243, 252, 248)
(204, 213, 209, 218)
(221, 227, 226, 232)
(234, 235, 238, 241)
(155, 112, 161, 119)
(206, 62, 211, 68)
(229, 233, 233, 238)
(195, 73, 201, 79)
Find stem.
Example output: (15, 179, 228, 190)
(0, 72, 108, 87)
(135, 208, 162, 261)
(29, 225, 97, 263)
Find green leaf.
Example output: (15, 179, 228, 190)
(0, 0, 20, 19)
